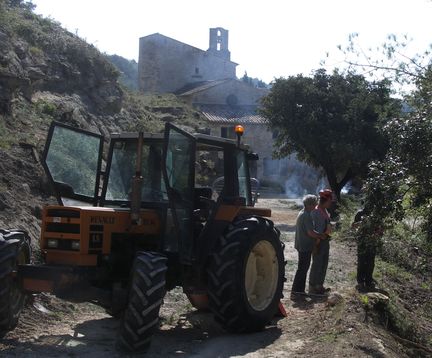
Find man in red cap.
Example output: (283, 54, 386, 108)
(309, 189, 333, 295)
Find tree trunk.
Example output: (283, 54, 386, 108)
(324, 169, 339, 199)
(324, 168, 353, 201)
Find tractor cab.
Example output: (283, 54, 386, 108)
(41, 121, 266, 266)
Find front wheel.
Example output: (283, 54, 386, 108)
(117, 252, 167, 352)
(0, 231, 31, 333)
(207, 216, 285, 332)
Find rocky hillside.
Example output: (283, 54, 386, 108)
(106, 54, 139, 91)
(0, 0, 206, 242)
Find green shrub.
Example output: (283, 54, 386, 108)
(29, 45, 43, 57)
(35, 100, 56, 116)
(331, 195, 361, 240)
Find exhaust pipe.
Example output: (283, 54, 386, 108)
(130, 132, 144, 225)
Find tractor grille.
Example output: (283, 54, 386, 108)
(44, 208, 82, 251)
(47, 209, 80, 218)
(46, 223, 80, 234)
(54, 239, 79, 251)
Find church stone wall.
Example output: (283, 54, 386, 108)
(138, 34, 237, 93)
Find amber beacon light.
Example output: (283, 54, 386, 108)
(235, 125, 244, 147)
(235, 125, 244, 136)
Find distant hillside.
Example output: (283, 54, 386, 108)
(106, 54, 138, 91)
(0, 0, 206, 239)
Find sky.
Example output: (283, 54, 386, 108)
(30, 0, 432, 84)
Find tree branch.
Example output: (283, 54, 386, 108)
(344, 60, 425, 80)
(394, 50, 428, 72)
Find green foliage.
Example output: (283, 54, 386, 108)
(241, 71, 253, 85)
(29, 45, 43, 57)
(241, 71, 268, 88)
(378, 222, 431, 274)
(6, 0, 35, 10)
(332, 195, 361, 241)
(359, 294, 369, 306)
(35, 100, 56, 116)
(359, 73, 432, 244)
(260, 69, 400, 198)
(374, 260, 430, 347)
(375, 259, 414, 282)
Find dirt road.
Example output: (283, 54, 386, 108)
(0, 199, 406, 357)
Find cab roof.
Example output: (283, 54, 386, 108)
(110, 132, 249, 150)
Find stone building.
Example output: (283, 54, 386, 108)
(138, 28, 237, 93)
(138, 28, 323, 196)
(177, 79, 322, 195)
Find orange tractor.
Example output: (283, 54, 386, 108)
(0, 121, 285, 351)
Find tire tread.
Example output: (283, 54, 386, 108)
(207, 216, 285, 333)
(118, 252, 167, 352)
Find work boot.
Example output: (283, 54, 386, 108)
(308, 285, 321, 295)
(317, 285, 331, 294)
(309, 285, 330, 295)
(290, 291, 306, 300)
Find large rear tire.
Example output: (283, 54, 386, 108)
(118, 252, 167, 352)
(0, 230, 31, 333)
(207, 216, 285, 332)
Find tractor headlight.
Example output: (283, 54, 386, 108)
(47, 239, 59, 248)
(71, 240, 80, 251)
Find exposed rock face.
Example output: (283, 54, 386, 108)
(0, 12, 122, 116)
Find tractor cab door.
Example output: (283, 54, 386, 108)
(162, 123, 196, 264)
(43, 121, 104, 206)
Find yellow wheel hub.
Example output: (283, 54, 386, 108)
(245, 240, 279, 311)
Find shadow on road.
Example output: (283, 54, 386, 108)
(0, 311, 283, 357)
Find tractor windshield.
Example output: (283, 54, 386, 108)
(104, 140, 168, 204)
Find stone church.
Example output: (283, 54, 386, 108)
(138, 28, 322, 196)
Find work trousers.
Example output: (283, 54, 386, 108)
(357, 241, 376, 285)
(309, 239, 330, 287)
(291, 251, 312, 293)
